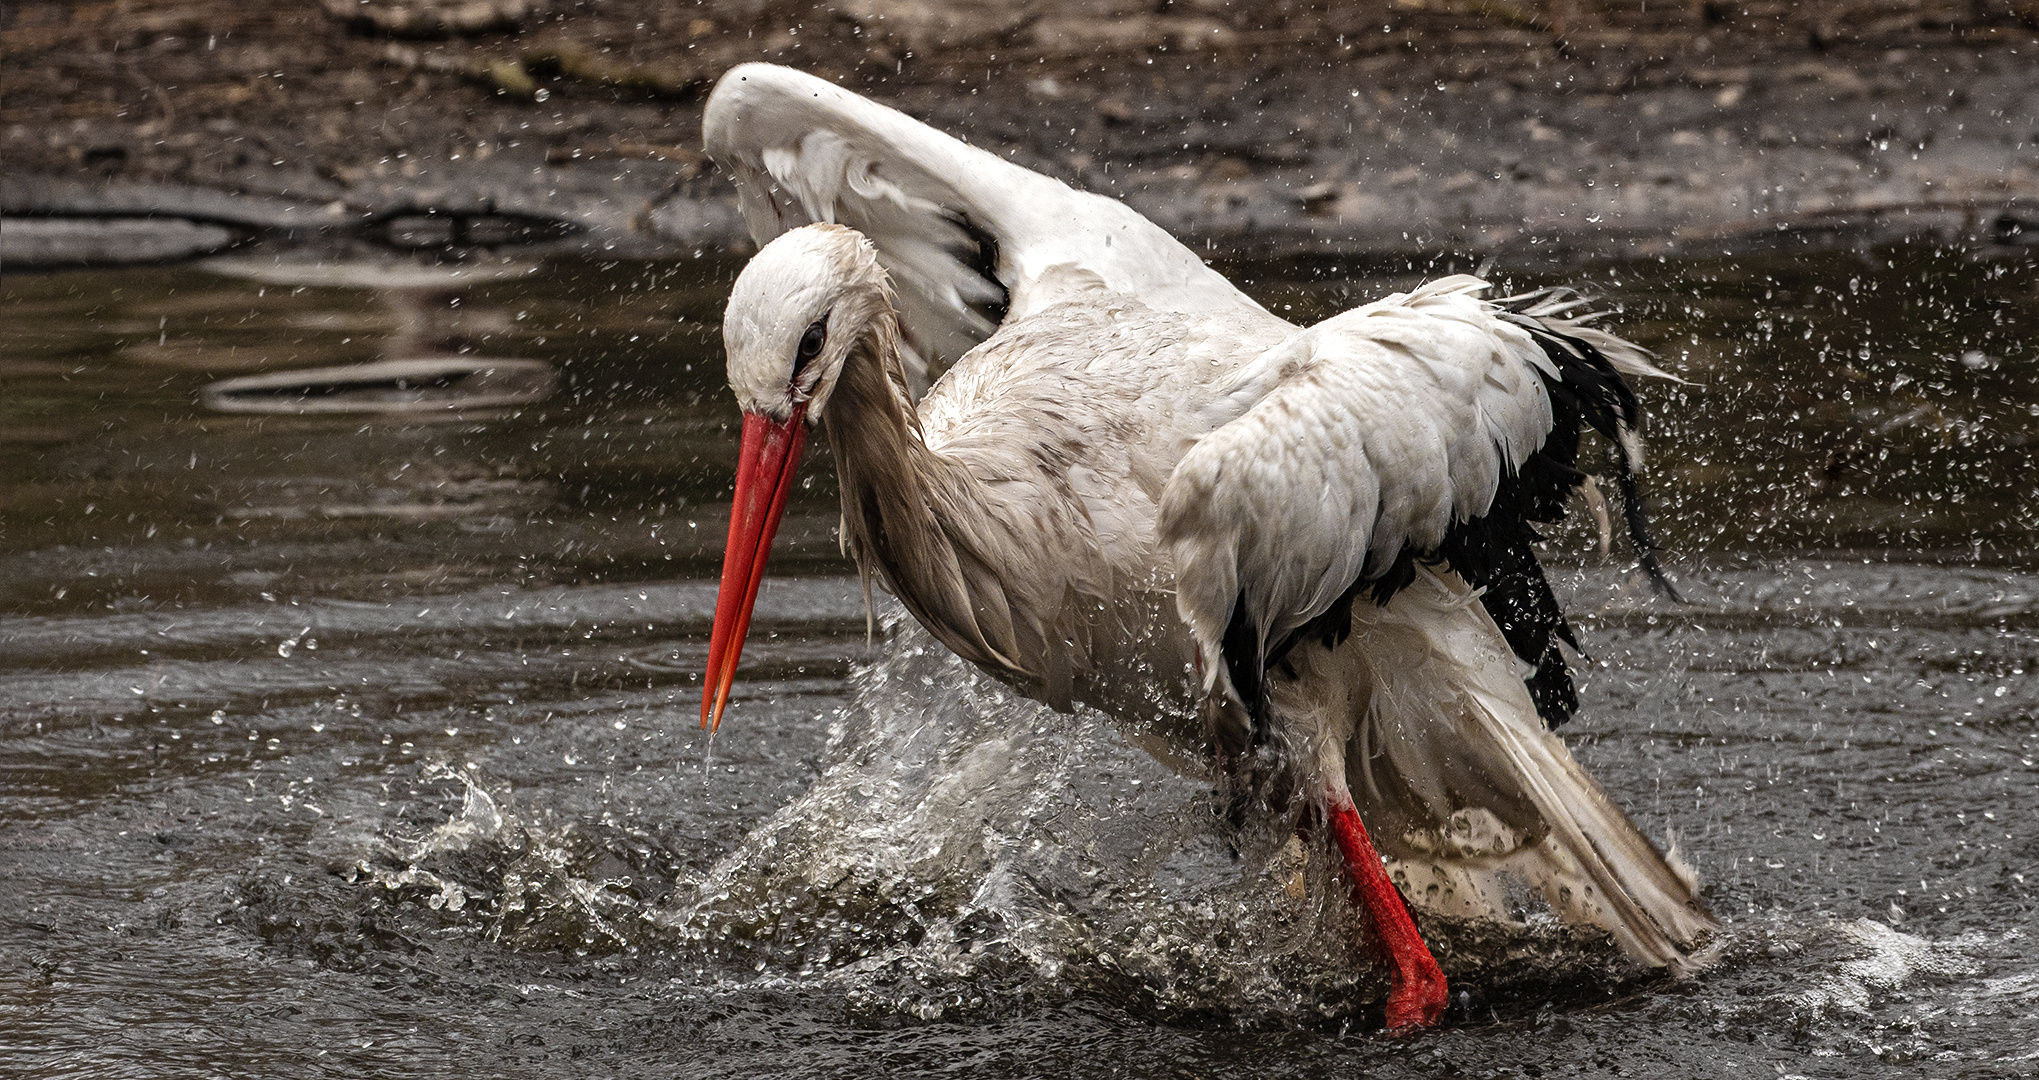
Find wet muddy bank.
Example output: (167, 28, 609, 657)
(6, 2, 2039, 269)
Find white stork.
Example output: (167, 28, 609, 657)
(697, 63, 1716, 1029)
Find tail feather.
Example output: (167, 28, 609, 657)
(1296, 567, 1717, 973)
(1459, 676, 1719, 971)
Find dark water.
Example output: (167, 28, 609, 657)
(1, 245, 2034, 1078)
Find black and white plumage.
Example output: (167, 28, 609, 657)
(1193, 286, 1685, 735)
(699, 63, 1716, 1029)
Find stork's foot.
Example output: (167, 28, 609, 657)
(1325, 792, 1449, 1032)
(1381, 955, 1449, 1033)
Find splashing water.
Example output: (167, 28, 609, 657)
(362, 612, 1700, 1028)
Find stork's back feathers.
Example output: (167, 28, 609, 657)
(1160, 279, 1679, 731)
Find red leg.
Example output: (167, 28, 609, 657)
(1325, 789, 1449, 1031)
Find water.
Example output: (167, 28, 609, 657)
(1, 246, 2034, 1078)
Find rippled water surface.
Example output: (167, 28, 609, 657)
(2, 246, 2034, 1078)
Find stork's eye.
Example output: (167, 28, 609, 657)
(794, 318, 828, 370)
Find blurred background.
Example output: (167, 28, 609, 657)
(7, 0, 2039, 264)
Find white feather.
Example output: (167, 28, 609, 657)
(1160, 277, 1556, 679)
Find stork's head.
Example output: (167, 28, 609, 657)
(703, 224, 890, 732)
(722, 223, 890, 424)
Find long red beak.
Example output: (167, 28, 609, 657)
(702, 404, 809, 732)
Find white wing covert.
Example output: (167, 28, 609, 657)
(703, 64, 1271, 392)
(1159, 276, 1561, 705)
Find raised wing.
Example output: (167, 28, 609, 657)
(703, 63, 1270, 392)
(1158, 276, 1671, 727)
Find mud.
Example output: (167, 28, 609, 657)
(5, 1, 2039, 267)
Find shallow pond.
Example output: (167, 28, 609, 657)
(1, 244, 2034, 1078)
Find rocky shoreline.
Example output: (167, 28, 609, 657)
(5, 1, 2038, 269)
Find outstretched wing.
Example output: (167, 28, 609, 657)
(703, 63, 1269, 392)
(1158, 275, 1671, 729)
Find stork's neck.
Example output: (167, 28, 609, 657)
(820, 312, 950, 572)
(819, 313, 1028, 687)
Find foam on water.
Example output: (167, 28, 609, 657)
(1785, 918, 1987, 1019)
